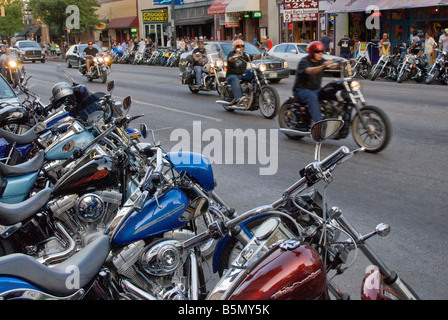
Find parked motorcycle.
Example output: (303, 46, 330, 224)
(351, 42, 374, 79)
(217, 52, 280, 119)
(425, 49, 448, 85)
(208, 119, 419, 300)
(79, 55, 110, 83)
(3, 57, 25, 89)
(279, 59, 391, 153)
(396, 44, 426, 83)
(0, 120, 419, 300)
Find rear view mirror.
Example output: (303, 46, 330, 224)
(107, 80, 115, 92)
(122, 96, 132, 111)
(310, 120, 344, 142)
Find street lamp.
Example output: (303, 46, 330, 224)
(275, 0, 283, 44)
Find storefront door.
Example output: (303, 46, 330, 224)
(145, 24, 166, 47)
(390, 20, 410, 46)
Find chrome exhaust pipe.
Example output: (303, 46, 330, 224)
(121, 279, 158, 300)
(36, 222, 76, 265)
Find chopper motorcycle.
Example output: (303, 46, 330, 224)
(278, 59, 391, 153)
(216, 52, 280, 119)
(351, 42, 374, 79)
(2, 56, 25, 89)
(79, 54, 110, 83)
(0, 120, 419, 300)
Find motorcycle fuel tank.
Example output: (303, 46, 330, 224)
(228, 243, 327, 300)
(53, 153, 119, 196)
(112, 188, 190, 246)
(166, 152, 215, 191)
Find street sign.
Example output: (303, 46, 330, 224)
(283, 0, 318, 22)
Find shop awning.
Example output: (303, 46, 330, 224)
(107, 16, 138, 29)
(208, 0, 232, 15)
(375, 0, 448, 9)
(226, 0, 260, 13)
(325, 0, 381, 13)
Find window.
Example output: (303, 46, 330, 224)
(273, 44, 287, 53)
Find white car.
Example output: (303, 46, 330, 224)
(269, 43, 340, 74)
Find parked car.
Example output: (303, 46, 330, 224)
(269, 42, 340, 75)
(179, 41, 290, 83)
(13, 40, 46, 63)
(66, 43, 105, 68)
(0, 74, 20, 105)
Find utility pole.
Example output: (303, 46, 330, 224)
(171, 0, 176, 47)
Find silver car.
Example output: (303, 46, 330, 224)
(269, 42, 340, 74)
(0, 74, 20, 105)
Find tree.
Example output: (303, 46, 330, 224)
(29, 0, 101, 57)
(0, 0, 24, 41)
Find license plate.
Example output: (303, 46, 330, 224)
(268, 72, 278, 78)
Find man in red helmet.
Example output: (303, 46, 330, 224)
(293, 41, 334, 123)
(226, 39, 261, 105)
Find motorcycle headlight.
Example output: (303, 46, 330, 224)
(104, 57, 110, 62)
(8, 61, 17, 68)
(259, 64, 267, 72)
(350, 80, 361, 90)
(210, 63, 215, 69)
(93, 58, 98, 62)
(97, 58, 104, 63)
(216, 60, 224, 68)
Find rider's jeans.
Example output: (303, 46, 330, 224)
(227, 75, 243, 100)
(294, 88, 323, 123)
(194, 66, 203, 85)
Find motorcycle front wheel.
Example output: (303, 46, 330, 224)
(397, 69, 408, 83)
(352, 105, 391, 153)
(100, 72, 107, 84)
(425, 68, 440, 85)
(370, 64, 383, 81)
(259, 85, 280, 119)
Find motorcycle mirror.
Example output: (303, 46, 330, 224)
(140, 124, 148, 139)
(375, 223, 391, 237)
(107, 81, 115, 93)
(122, 96, 132, 111)
(310, 119, 344, 143)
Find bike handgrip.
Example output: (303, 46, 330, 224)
(320, 146, 351, 172)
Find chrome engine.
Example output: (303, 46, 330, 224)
(48, 190, 122, 248)
(108, 233, 197, 300)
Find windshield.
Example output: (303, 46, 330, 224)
(18, 41, 41, 48)
(219, 42, 262, 57)
(0, 77, 16, 100)
(79, 45, 103, 54)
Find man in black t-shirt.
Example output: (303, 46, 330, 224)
(338, 35, 354, 60)
(83, 41, 101, 75)
(192, 40, 207, 87)
(293, 41, 334, 123)
(226, 40, 261, 105)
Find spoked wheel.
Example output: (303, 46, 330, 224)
(352, 105, 391, 153)
(259, 85, 280, 119)
(425, 68, 440, 85)
(278, 102, 307, 140)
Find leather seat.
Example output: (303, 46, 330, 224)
(0, 235, 110, 297)
(0, 150, 44, 177)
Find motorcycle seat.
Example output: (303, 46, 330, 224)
(0, 235, 110, 297)
(0, 125, 40, 145)
(0, 150, 44, 177)
(0, 187, 52, 226)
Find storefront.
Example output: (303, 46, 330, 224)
(225, 0, 261, 42)
(175, 0, 214, 39)
(141, 7, 170, 47)
(208, 0, 233, 41)
(108, 16, 139, 44)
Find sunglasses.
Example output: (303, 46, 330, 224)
(236, 45, 244, 48)
(314, 50, 324, 53)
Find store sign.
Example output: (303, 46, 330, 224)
(283, 0, 318, 22)
(253, 11, 262, 18)
(225, 14, 240, 28)
(142, 8, 169, 23)
(153, 0, 184, 5)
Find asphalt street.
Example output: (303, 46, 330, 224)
(19, 59, 448, 300)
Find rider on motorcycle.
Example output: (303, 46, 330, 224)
(226, 39, 261, 105)
(83, 41, 102, 76)
(192, 40, 207, 88)
(292, 41, 334, 123)
(0, 47, 14, 78)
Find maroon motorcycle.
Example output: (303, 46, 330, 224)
(186, 119, 419, 300)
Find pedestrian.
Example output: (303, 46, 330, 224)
(51, 42, 56, 56)
(379, 33, 391, 56)
(439, 28, 448, 52)
(320, 31, 330, 54)
(424, 32, 436, 66)
(338, 34, 354, 60)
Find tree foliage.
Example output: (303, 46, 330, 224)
(0, 0, 24, 38)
